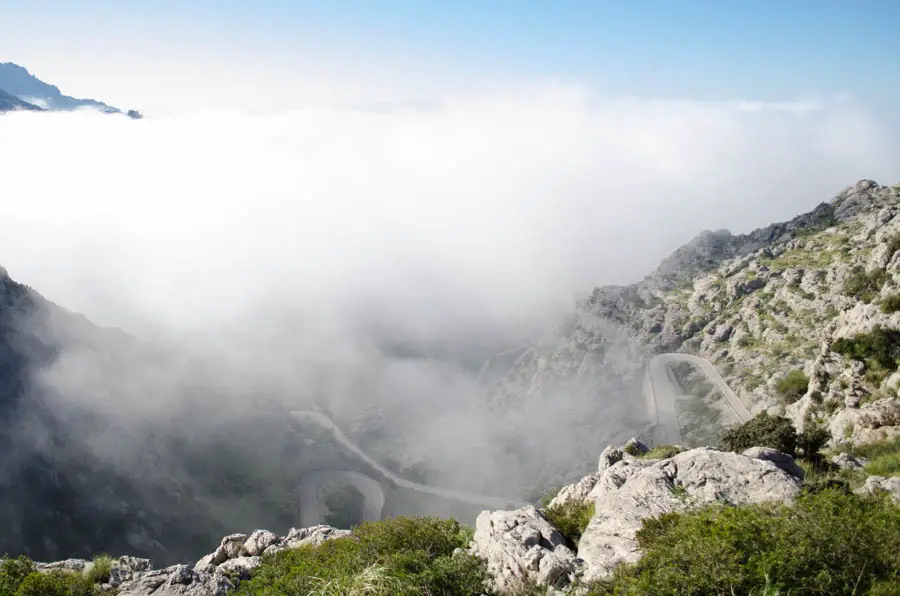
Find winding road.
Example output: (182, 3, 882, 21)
(645, 354, 752, 445)
(293, 353, 749, 525)
(292, 411, 527, 526)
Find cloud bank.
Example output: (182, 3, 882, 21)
(0, 85, 899, 534)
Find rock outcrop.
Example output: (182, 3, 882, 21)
(577, 447, 802, 581)
(28, 525, 350, 596)
(469, 506, 578, 594)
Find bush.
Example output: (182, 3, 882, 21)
(586, 490, 900, 595)
(775, 370, 809, 403)
(0, 558, 99, 596)
(842, 266, 887, 303)
(82, 556, 111, 585)
(542, 501, 595, 549)
(881, 294, 900, 314)
(831, 326, 900, 371)
(795, 425, 831, 463)
(719, 412, 798, 456)
(236, 516, 486, 596)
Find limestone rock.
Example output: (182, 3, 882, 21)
(578, 447, 801, 582)
(547, 474, 599, 509)
(470, 506, 578, 594)
(280, 525, 351, 550)
(742, 446, 805, 479)
(857, 475, 900, 504)
(241, 530, 279, 556)
(117, 564, 233, 596)
(193, 534, 247, 573)
(217, 556, 261, 580)
(831, 452, 869, 470)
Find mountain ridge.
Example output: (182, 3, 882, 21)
(0, 62, 142, 117)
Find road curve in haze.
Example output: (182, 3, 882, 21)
(645, 353, 752, 445)
(297, 470, 386, 528)
(290, 411, 528, 517)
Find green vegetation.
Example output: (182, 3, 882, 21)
(719, 412, 798, 456)
(775, 370, 809, 404)
(236, 516, 486, 596)
(881, 294, 900, 314)
(0, 557, 101, 596)
(587, 490, 900, 595)
(839, 437, 900, 479)
(842, 266, 887, 303)
(542, 500, 596, 550)
(81, 556, 111, 586)
(640, 445, 683, 460)
(832, 326, 900, 381)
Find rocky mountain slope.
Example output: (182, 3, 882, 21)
(495, 179, 900, 452)
(0, 88, 42, 112)
(0, 62, 141, 117)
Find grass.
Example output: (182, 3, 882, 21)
(881, 294, 900, 314)
(584, 490, 900, 595)
(236, 516, 487, 596)
(776, 370, 809, 404)
(640, 445, 683, 460)
(542, 500, 596, 549)
(82, 556, 111, 585)
(842, 266, 887, 303)
(838, 437, 900, 478)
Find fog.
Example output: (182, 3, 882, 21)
(1, 85, 899, 553)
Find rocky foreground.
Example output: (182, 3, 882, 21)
(19, 436, 899, 595)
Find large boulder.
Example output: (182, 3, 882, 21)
(578, 447, 802, 581)
(469, 506, 578, 594)
(116, 564, 233, 596)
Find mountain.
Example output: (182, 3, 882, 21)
(0, 87, 43, 112)
(0, 63, 142, 118)
(493, 179, 900, 449)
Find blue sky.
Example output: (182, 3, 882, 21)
(2, 0, 900, 111)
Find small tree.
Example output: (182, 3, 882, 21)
(719, 412, 797, 456)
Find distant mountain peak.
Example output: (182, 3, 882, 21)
(0, 62, 141, 117)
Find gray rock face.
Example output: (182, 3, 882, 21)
(241, 530, 279, 556)
(547, 474, 599, 509)
(469, 506, 578, 594)
(857, 475, 900, 503)
(742, 446, 805, 479)
(117, 565, 233, 596)
(32, 525, 349, 596)
(831, 452, 869, 470)
(577, 447, 802, 581)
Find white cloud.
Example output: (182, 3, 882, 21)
(0, 87, 896, 341)
(1, 83, 898, 506)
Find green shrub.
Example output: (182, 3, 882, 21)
(82, 556, 111, 585)
(0, 559, 99, 596)
(0, 557, 35, 596)
(719, 412, 797, 456)
(795, 425, 831, 463)
(586, 490, 900, 595)
(881, 294, 900, 314)
(842, 266, 887, 303)
(775, 370, 809, 403)
(831, 326, 900, 371)
(236, 516, 486, 596)
(640, 445, 683, 460)
(542, 501, 595, 549)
